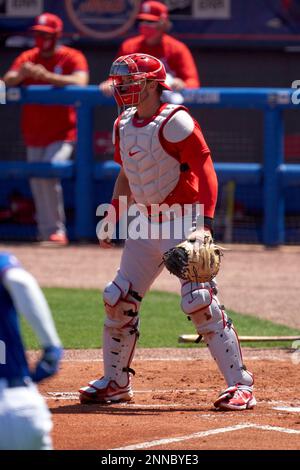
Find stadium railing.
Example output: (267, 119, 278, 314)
(2, 85, 299, 246)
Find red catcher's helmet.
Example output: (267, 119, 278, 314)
(109, 53, 172, 107)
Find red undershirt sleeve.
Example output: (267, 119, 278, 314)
(166, 121, 218, 218)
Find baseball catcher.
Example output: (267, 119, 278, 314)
(79, 53, 256, 411)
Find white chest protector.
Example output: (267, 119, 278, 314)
(118, 104, 183, 205)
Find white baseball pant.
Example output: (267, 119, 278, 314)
(27, 141, 74, 239)
(0, 380, 53, 450)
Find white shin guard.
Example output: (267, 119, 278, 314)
(102, 272, 141, 387)
(103, 317, 139, 388)
(181, 281, 253, 388)
(203, 323, 254, 388)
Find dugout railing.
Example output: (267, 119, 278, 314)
(1, 85, 300, 246)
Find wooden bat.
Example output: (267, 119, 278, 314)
(178, 334, 300, 343)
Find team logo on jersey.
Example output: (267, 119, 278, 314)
(38, 15, 48, 25)
(128, 149, 140, 157)
(64, 0, 141, 40)
(54, 66, 63, 75)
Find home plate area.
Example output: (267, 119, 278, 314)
(37, 349, 300, 450)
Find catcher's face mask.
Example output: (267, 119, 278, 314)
(109, 53, 171, 108)
(111, 73, 147, 107)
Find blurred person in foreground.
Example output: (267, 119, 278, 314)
(100, 1, 200, 103)
(3, 13, 89, 246)
(0, 252, 63, 449)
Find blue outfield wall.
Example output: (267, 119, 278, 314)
(1, 86, 300, 246)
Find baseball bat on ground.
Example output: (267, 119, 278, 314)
(178, 334, 300, 343)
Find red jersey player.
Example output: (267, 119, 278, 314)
(3, 13, 89, 245)
(100, 1, 199, 98)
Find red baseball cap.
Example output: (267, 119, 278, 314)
(137, 1, 169, 22)
(31, 13, 63, 35)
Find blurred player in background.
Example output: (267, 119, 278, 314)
(100, 1, 200, 102)
(0, 252, 63, 449)
(79, 53, 256, 411)
(3, 13, 89, 246)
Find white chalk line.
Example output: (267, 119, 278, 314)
(273, 406, 300, 413)
(60, 356, 288, 363)
(44, 388, 208, 400)
(251, 424, 300, 434)
(62, 357, 202, 363)
(44, 392, 300, 410)
(44, 391, 299, 403)
(111, 424, 253, 450)
(46, 388, 206, 395)
(112, 423, 300, 450)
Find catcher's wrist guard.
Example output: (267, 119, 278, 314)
(162, 235, 224, 283)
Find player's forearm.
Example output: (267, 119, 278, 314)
(3, 268, 62, 348)
(112, 169, 131, 200)
(3, 71, 24, 86)
(44, 72, 89, 86)
(184, 77, 200, 88)
(175, 50, 200, 88)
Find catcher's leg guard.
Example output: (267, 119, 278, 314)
(79, 272, 141, 404)
(181, 280, 254, 389)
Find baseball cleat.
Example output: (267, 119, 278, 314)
(214, 385, 257, 411)
(40, 233, 69, 247)
(79, 377, 133, 404)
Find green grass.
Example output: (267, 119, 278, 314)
(20, 287, 300, 350)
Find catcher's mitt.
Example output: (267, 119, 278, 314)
(162, 235, 223, 283)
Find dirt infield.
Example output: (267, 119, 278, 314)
(2, 242, 299, 449)
(37, 349, 300, 450)
(2, 242, 300, 328)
